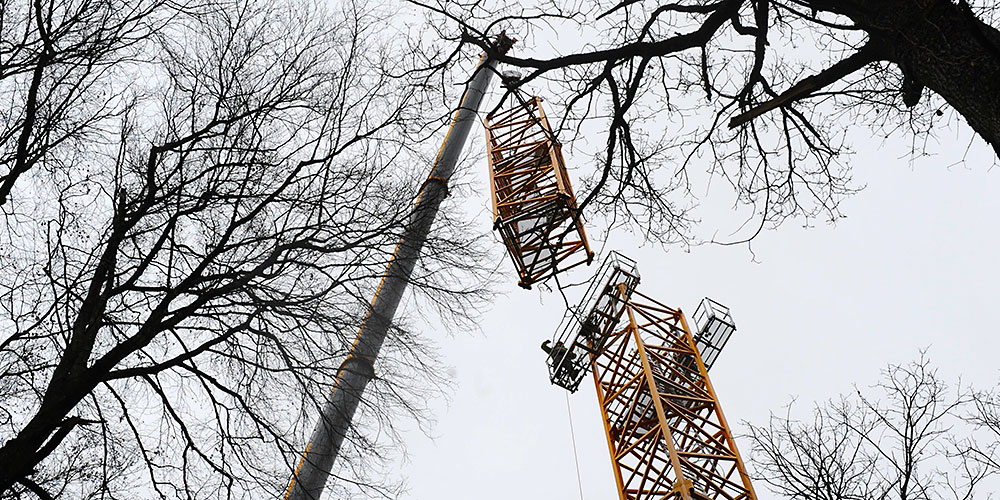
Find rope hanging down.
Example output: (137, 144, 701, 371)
(565, 391, 586, 500)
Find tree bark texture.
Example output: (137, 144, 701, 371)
(847, 0, 1000, 155)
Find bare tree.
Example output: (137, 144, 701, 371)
(0, 0, 492, 497)
(746, 355, 995, 500)
(409, 0, 1000, 244)
(959, 385, 1000, 478)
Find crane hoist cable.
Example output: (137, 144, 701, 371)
(564, 391, 586, 500)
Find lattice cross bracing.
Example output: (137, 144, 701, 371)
(587, 288, 758, 500)
(484, 96, 593, 288)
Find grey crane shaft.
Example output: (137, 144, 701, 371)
(285, 51, 503, 500)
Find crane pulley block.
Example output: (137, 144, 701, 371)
(484, 96, 593, 288)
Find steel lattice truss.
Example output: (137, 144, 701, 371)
(588, 288, 757, 500)
(484, 96, 592, 288)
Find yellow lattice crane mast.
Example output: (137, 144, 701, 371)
(544, 253, 758, 500)
(484, 95, 593, 288)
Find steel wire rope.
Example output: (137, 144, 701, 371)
(564, 391, 586, 500)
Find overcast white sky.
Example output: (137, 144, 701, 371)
(378, 16, 1000, 500)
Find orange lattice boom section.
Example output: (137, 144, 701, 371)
(587, 285, 757, 500)
(485, 96, 593, 288)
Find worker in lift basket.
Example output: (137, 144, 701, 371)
(581, 317, 600, 341)
(541, 340, 580, 380)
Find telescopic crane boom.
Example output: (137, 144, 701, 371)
(284, 34, 514, 500)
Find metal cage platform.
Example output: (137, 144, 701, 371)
(542, 253, 757, 500)
(544, 252, 640, 392)
(692, 298, 737, 372)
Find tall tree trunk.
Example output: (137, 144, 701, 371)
(0, 382, 93, 492)
(851, 0, 1000, 156)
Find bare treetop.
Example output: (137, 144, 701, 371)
(0, 0, 493, 497)
(747, 354, 999, 500)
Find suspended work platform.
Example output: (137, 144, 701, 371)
(485, 96, 593, 288)
(543, 253, 757, 500)
(544, 251, 640, 392)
